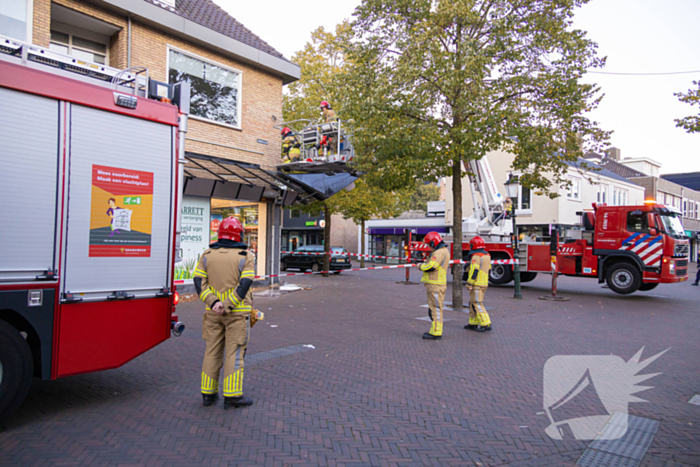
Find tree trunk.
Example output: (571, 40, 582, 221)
(323, 204, 331, 277)
(360, 219, 366, 268)
(452, 158, 464, 309)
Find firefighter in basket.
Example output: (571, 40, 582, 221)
(281, 127, 301, 163)
(320, 100, 337, 123)
(464, 236, 492, 332)
(194, 217, 257, 409)
(418, 232, 450, 340)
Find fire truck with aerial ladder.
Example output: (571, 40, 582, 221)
(411, 157, 691, 294)
(0, 34, 190, 420)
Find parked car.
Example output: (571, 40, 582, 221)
(281, 245, 352, 274)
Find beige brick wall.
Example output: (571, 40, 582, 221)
(32, 0, 284, 171)
(130, 21, 283, 171)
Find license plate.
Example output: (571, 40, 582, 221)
(337, 259, 345, 262)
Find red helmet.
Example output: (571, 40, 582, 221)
(218, 217, 244, 242)
(320, 101, 331, 109)
(281, 127, 291, 137)
(424, 231, 443, 249)
(469, 236, 485, 250)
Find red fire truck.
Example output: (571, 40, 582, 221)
(428, 202, 690, 295)
(0, 36, 188, 419)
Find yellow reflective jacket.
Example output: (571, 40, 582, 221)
(282, 134, 301, 162)
(194, 247, 256, 313)
(467, 250, 491, 288)
(419, 245, 449, 285)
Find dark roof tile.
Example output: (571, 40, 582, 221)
(143, 0, 288, 61)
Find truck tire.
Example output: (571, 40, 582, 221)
(638, 283, 659, 291)
(0, 320, 34, 422)
(489, 264, 513, 285)
(605, 263, 642, 295)
(519, 272, 538, 283)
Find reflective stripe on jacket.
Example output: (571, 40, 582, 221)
(419, 245, 450, 285)
(467, 251, 491, 287)
(195, 247, 256, 313)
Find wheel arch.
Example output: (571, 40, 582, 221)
(0, 309, 41, 378)
(598, 252, 644, 283)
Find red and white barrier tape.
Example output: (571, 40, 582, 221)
(252, 258, 518, 279)
(281, 251, 410, 260)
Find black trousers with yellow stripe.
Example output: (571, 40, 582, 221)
(201, 311, 249, 398)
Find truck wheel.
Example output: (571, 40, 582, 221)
(638, 283, 659, 291)
(519, 272, 538, 283)
(606, 263, 642, 295)
(489, 264, 514, 285)
(311, 263, 321, 273)
(0, 321, 34, 422)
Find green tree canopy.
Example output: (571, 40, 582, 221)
(675, 80, 700, 134)
(345, 0, 609, 305)
(407, 183, 442, 212)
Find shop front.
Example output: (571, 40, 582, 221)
(366, 226, 448, 263)
(178, 196, 268, 279)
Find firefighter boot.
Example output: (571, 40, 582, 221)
(224, 395, 254, 409)
(422, 332, 442, 340)
(475, 325, 492, 332)
(464, 324, 479, 331)
(202, 393, 218, 407)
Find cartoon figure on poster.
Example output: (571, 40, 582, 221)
(107, 198, 132, 236)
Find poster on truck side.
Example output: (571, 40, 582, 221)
(89, 164, 154, 257)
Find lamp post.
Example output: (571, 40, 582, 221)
(504, 174, 523, 299)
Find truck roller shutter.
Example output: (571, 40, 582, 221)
(62, 105, 174, 300)
(0, 88, 59, 282)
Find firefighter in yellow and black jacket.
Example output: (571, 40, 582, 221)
(194, 217, 256, 409)
(281, 127, 301, 163)
(464, 236, 492, 332)
(418, 231, 450, 340)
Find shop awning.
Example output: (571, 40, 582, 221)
(276, 172, 358, 200)
(183, 152, 356, 204)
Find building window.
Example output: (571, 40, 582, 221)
(597, 185, 608, 204)
(511, 185, 532, 214)
(0, 0, 29, 41)
(683, 199, 688, 218)
(566, 178, 581, 201)
(612, 188, 628, 206)
(168, 49, 241, 128)
(49, 30, 108, 64)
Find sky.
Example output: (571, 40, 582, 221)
(215, 0, 700, 175)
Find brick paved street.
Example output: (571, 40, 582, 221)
(1, 266, 699, 466)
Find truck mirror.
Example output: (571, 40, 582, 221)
(649, 228, 658, 237)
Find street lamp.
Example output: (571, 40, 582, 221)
(504, 174, 523, 299)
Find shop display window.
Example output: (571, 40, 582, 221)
(210, 199, 259, 254)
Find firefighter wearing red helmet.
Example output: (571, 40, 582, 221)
(193, 216, 257, 409)
(418, 231, 450, 340)
(281, 127, 301, 163)
(320, 100, 337, 123)
(464, 236, 492, 332)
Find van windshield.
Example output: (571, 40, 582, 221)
(658, 213, 685, 239)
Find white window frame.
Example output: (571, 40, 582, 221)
(166, 46, 243, 130)
(597, 184, 608, 204)
(49, 25, 109, 65)
(0, 0, 32, 41)
(566, 177, 581, 202)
